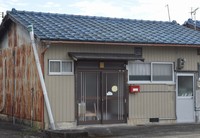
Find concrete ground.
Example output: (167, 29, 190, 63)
(84, 123, 200, 138)
(1, 120, 200, 138)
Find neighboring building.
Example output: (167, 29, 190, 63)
(184, 18, 200, 31)
(1, 8, 200, 129)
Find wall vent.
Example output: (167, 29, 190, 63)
(149, 118, 159, 122)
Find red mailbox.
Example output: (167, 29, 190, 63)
(129, 85, 140, 93)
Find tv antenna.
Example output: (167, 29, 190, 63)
(190, 7, 199, 30)
(0, 12, 4, 23)
(165, 4, 171, 22)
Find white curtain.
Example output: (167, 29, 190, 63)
(62, 61, 72, 72)
(50, 61, 60, 72)
(152, 64, 172, 81)
(129, 63, 151, 76)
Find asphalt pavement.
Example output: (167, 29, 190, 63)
(1, 120, 200, 138)
(0, 120, 42, 138)
(84, 123, 200, 138)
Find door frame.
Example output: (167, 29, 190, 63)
(75, 60, 128, 125)
(101, 70, 127, 124)
(176, 73, 195, 123)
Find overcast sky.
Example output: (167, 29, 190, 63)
(0, 0, 200, 24)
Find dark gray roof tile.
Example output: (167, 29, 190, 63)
(2, 9, 200, 45)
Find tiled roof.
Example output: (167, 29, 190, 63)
(2, 8, 200, 45)
(184, 19, 200, 30)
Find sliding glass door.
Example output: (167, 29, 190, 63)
(77, 71, 126, 125)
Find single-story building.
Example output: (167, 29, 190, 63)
(1, 8, 200, 129)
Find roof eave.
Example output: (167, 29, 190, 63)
(41, 40, 200, 48)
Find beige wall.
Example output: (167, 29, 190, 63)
(129, 46, 200, 124)
(44, 43, 200, 127)
(43, 44, 136, 126)
(144, 46, 199, 71)
(129, 84, 176, 120)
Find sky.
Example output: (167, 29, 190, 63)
(0, 0, 200, 24)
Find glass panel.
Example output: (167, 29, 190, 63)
(152, 63, 173, 81)
(77, 71, 125, 124)
(62, 61, 72, 72)
(77, 72, 100, 122)
(50, 61, 60, 72)
(102, 72, 124, 121)
(178, 76, 193, 97)
(129, 63, 151, 81)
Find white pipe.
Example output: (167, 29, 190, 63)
(0, 58, 6, 112)
(28, 25, 56, 130)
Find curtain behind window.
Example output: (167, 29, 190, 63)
(152, 64, 172, 81)
(50, 61, 60, 72)
(62, 61, 72, 72)
(129, 63, 151, 81)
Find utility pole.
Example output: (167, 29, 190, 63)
(165, 4, 171, 22)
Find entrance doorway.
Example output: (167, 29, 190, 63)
(76, 62, 127, 125)
(176, 73, 195, 123)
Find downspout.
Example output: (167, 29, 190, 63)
(41, 45, 50, 130)
(27, 25, 56, 130)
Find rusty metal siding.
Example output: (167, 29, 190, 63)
(0, 23, 43, 127)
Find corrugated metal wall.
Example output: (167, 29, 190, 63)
(44, 44, 200, 126)
(0, 23, 43, 127)
(44, 44, 136, 124)
(129, 84, 176, 119)
(129, 46, 199, 121)
(144, 46, 199, 71)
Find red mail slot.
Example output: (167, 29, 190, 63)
(129, 85, 140, 93)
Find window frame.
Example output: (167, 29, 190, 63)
(151, 62, 174, 83)
(128, 61, 174, 84)
(49, 60, 74, 75)
(128, 61, 151, 83)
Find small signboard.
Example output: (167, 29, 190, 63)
(129, 85, 140, 93)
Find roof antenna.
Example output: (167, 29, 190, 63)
(0, 12, 4, 23)
(165, 4, 171, 22)
(190, 7, 199, 30)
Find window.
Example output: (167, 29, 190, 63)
(129, 62, 151, 81)
(49, 60, 74, 75)
(128, 61, 174, 83)
(152, 63, 173, 81)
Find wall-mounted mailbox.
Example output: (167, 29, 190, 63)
(129, 85, 140, 93)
